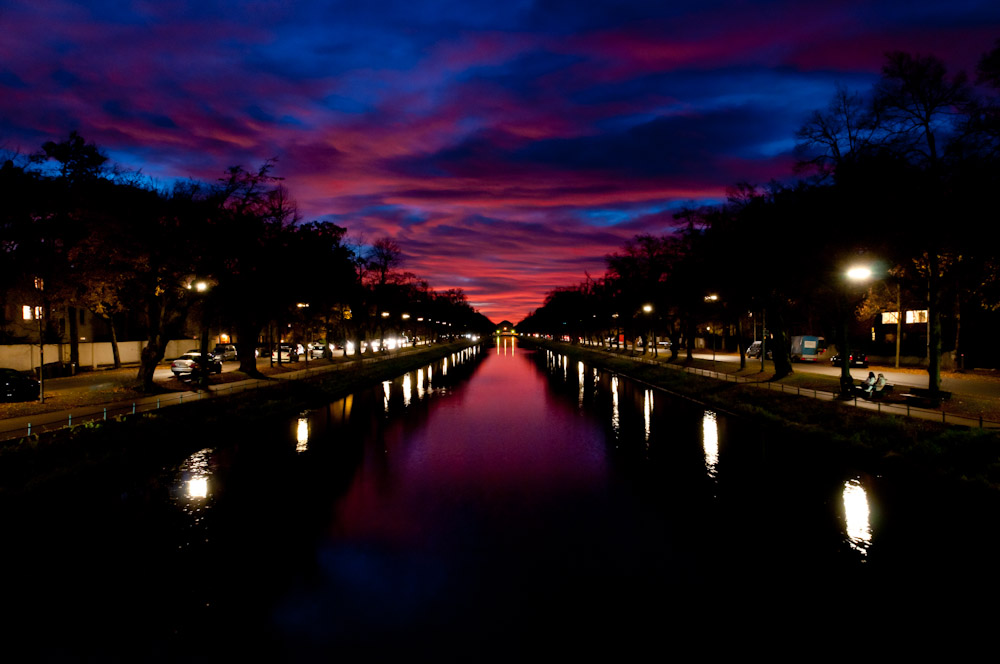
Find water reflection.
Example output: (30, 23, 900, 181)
(643, 389, 653, 443)
(417, 368, 425, 399)
(176, 448, 214, 514)
(403, 373, 412, 406)
(843, 478, 872, 556)
(297, 417, 310, 453)
(578, 361, 585, 408)
(702, 410, 719, 481)
(383, 380, 391, 413)
(610, 375, 620, 439)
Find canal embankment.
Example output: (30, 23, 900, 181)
(525, 338, 1000, 495)
(0, 341, 479, 501)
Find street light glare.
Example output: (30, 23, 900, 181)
(642, 304, 652, 313)
(195, 281, 208, 292)
(847, 266, 872, 281)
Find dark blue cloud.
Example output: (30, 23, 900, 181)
(102, 100, 178, 130)
(0, 69, 28, 89)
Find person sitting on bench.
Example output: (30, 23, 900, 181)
(869, 373, 892, 399)
(861, 371, 876, 396)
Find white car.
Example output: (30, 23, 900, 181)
(171, 352, 222, 379)
(308, 343, 328, 359)
(272, 344, 303, 362)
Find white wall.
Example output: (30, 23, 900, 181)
(0, 339, 196, 372)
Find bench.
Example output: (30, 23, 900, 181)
(900, 389, 951, 409)
(867, 384, 893, 400)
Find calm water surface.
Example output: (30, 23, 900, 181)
(5, 339, 999, 659)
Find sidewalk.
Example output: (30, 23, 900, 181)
(0, 344, 452, 441)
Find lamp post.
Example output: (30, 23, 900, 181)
(641, 304, 653, 356)
(31, 277, 45, 403)
(839, 265, 873, 398)
(187, 279, 213, 389)
(297, 303, 310, 368)
(704, 294, 719, 370)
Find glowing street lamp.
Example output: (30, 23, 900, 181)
(704, 294, 721, 369)
(846, 266, 872, 282)
(838, 264, 874, 398)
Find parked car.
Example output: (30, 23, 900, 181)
(272, 343, 302, 362)
(183, 347, 225, 363)
(830, 351, 869, 368)
(1, 368, 41, 402)
(171, 352, 223, 380)
(212, 344, 238, 362)
(307, 343, 328, 359)
(746, 341, 772, 359)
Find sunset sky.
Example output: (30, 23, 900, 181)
(3, 1, 999, 323)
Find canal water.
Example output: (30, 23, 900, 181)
(4, 338, 999, 660)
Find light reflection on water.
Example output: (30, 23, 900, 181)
(643, 388, 653, 443)
(178, 448, 213, 505)
(702, 410, 719, 481)
(610, 375, 620, 439)
(843, 478, 872, 556)
(297, 417, 310, 453)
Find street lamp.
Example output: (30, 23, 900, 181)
(641, 304, 654, 356)
(704, 294, 720, 370)
(838, 265, 874, 398)
(187, 279, 213, 389)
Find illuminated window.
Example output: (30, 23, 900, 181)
(22, 305, 33, 320)
(906, 310, 928, 324)
(881, 312, 900, 324)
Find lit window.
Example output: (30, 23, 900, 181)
(22, 305, 33, 320)
(881, 312, 899, 324)
(906, 310, 928, 324)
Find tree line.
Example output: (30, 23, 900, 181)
(1, 141, 493, 391)
(517, 42, 1000, 397)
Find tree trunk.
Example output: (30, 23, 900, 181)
(927, 254, 942, 395)
(685, 316, 695, 361)
(108, 314, 121, 369)
(736, 313, 746, 370)
(68, 305, 80, 367)
(238, 320, 263, 376)
(769, 308, 793, 379)
(137, 299, 166, 392)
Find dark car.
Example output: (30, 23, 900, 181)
(830, 351, 868, 368)
(170, 352, 223, 380)
(1, 368, 40, 402)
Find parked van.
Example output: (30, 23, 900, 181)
(790, 335, 827, 362)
